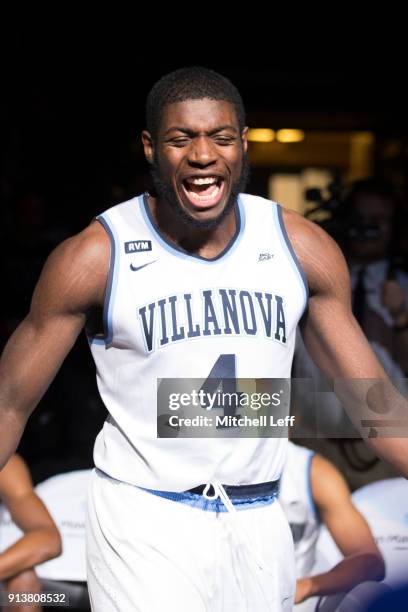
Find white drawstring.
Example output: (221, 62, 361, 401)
(203, 481, 275, 609)
(203, 481, 274, 573)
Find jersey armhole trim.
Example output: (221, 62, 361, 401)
(306, 452, 320, 521)
(86, 215, 119, 347)
(275, 204, 309, 316)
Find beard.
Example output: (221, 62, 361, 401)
(149, 153, 251, 231)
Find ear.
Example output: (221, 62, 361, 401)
(141, 130, 154, 164)
(241, 126, 248, 153)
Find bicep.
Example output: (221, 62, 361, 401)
(0, 311, 85, 415)
(288, 212, 386, 379)
(0, 224, 109, 417)
(301, 291, 385, 380)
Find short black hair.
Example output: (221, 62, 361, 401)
(345, 177, 399, 210)
(145, 66, 246, 141)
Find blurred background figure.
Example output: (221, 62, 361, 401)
(25, 471, 89, 586)
(279, 441, 384, 611)
(343, 178, 408, 376)
(0, 455, 61, 612)
(297, 177, 408, 379)
(293, 177, 408, 489)
(313, 476, 408, 611)
(1, 470, 91, 612)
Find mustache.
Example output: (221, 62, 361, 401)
(148, 154, 251, 231)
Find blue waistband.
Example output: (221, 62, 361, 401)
(138, 480, 280, 513)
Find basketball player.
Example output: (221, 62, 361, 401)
(0, 455, 61, 612)
(279, 442, 385, 610)
(0, 67, 408, 610)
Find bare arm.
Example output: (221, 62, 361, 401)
(284, 208, 408, 476)
(0, 455, 62, 580)
(0, 221, 109, 470)
(295, 454, 384, 603)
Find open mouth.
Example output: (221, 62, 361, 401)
(181, 176, 225, 209)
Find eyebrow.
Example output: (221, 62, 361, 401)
(164, 125, 239, 136)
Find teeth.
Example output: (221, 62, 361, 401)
(186, 176, 218, 185)
(187, 184, 220, 201)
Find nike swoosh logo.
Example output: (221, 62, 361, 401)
(130, 260, 157, 272)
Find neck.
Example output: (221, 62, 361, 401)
(146, 194, 239, 259)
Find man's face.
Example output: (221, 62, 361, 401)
(142, 98, 249, 230)
(349, 194, 395, 262)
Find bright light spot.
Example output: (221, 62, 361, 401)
(247, 129, 275, 143)
(276, 129, 305, 143)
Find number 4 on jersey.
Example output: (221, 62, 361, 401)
(199, 354, 239, 424)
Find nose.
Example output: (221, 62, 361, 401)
(188, 136, 217, 167)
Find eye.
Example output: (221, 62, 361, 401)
(167, 137, 190, 147)
(214, 136, 235, 145)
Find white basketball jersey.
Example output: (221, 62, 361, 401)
(279, 442, 320, 577)
(87, 192, 308, 491)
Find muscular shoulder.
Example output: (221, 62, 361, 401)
(29, 220, 110, 321)
(53, 219, 109, 266)
(281, 207, 350, 298)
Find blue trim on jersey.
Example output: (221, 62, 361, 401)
(306, 451, 319, 519)
(275, 204, 309, 315)
(138, 486, 279, 512)
(139, 193, 246, 264)
(87, 215, 119, 346)
(87, 335, 106, 345)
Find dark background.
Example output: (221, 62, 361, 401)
(2, 32, 407, 482)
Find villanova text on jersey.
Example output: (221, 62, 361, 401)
(87, 192, 308, 492)
(138, 288, 287, 353)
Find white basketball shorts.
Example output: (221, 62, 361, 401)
(86, 468, 295, 611)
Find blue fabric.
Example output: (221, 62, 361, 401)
(138, 486, 279, 512)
